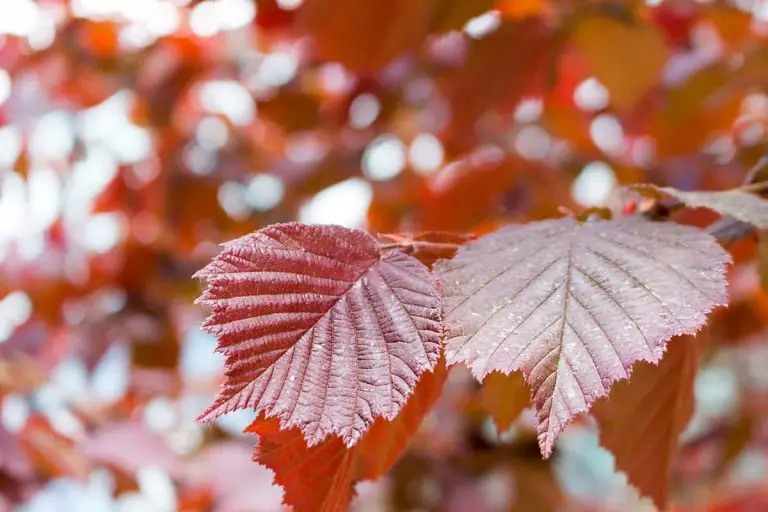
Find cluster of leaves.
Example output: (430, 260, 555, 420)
(2, 0, 768, 511)
(195, 181, 768, 511)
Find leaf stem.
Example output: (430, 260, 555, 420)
(379, 241, 465, 253)
(742, 154, 768, 186)
(737, 180, 768, 194)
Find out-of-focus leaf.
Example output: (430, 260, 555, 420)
(421, 148, 522, 231)
(497, 0, 548, 19)
(83, 420, 184, 480)
(593, 335, 698, 510)
(247, 359, 446, 512)
(18, 415, 90, 480)
(702, 4, 753, 52)
(481, 371, 531, 432)
(255, 0, 298, 31)
(511, 456, 564, 512)
(257, 90, 321, 133)
(297, 0, 429, 72)
(438, 216, 730, 456)
(195, 223, 442, 447)
(185, 441, 284, 512)
(642, 185, 768, 229)
(714, 411, 755, 481)
(653, 64, 743, 156)
(430, 0, 495, 33)
(298, 0, 499, 72)
(651, 2, 698, 48)
(0, 424, 34, 482)
(438, 19, 554, 153)
(759, 232, 768, 292)
(571, 15, 668, 112)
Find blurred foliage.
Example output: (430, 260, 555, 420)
(0, 0, 768, 510)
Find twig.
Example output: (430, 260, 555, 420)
(707, 217, 755, 246)
(379, 241, 464, 253)
(742, 153, 768, 186)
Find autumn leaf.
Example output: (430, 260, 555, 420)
(429, 0, 495, 33)
(481, 371, 531, 432)
(247, 359, 447, 512)
(652, 64, 744, 157)
(195, 223, 442, 447)
(438, 216, 730, 457)
(571, 14, 668, 112)
(643, 185, 768, 229)
(438, 18, 554, 153)
(297, 0, 490, 72)
(593, 335, 698, 510)
(378, 231, 475, 268)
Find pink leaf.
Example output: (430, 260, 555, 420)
(437, 216, 730, 457)
(195, 223, 442, 447)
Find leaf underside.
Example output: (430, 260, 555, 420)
(481, 371, 532, 432)
(594, 335, 698, 510)
(657, 186, 768, 229)
(247, 359, 447, 512)
(195, 223, 442, 447)
(438, 216, 730, 457)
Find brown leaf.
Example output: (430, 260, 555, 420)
(593, 335, 698, 510)
(257, 89, 321, 133)
(652, 64, 743, 157)
(571, 15, 668, 112)
(438, 18, 554, 153)
(247, 358, 446, 512)
(481, 371, 531, 432)
(430, 0, 495, 33)
(421, 149, 524, 231)
(511, 457, 564, 512)
(297, 0, 433, 72)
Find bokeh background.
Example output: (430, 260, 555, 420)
(1, 0, 768, 510)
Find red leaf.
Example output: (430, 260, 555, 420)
(438, 18, 553, 153)
(297, 0, 435, 72)
(247, 358, 447, 511)
(593, 335, 698, 510)
(481, 371, 531, 432)
(438, 217, 730, 457)
(196, 223, 442, 447)
(18, 415, 90, 480)
(421, 148, 522, 231)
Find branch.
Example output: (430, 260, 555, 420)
(707, 217, 755, 246)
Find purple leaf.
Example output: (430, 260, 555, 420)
(437, 216, 730, 457)
(195, 223, 442, 447)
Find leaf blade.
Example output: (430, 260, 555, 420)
(657, 186, 768, 229)
(593, 335, 698, 510)
(481, 371, 532, 432)
(196, 223, 442, 447)
(247, 358, 447, 512)
(438, 217, 730, 457)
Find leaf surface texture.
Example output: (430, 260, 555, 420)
(196, 223, 442, 446)
(438, 216, 729, 456)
